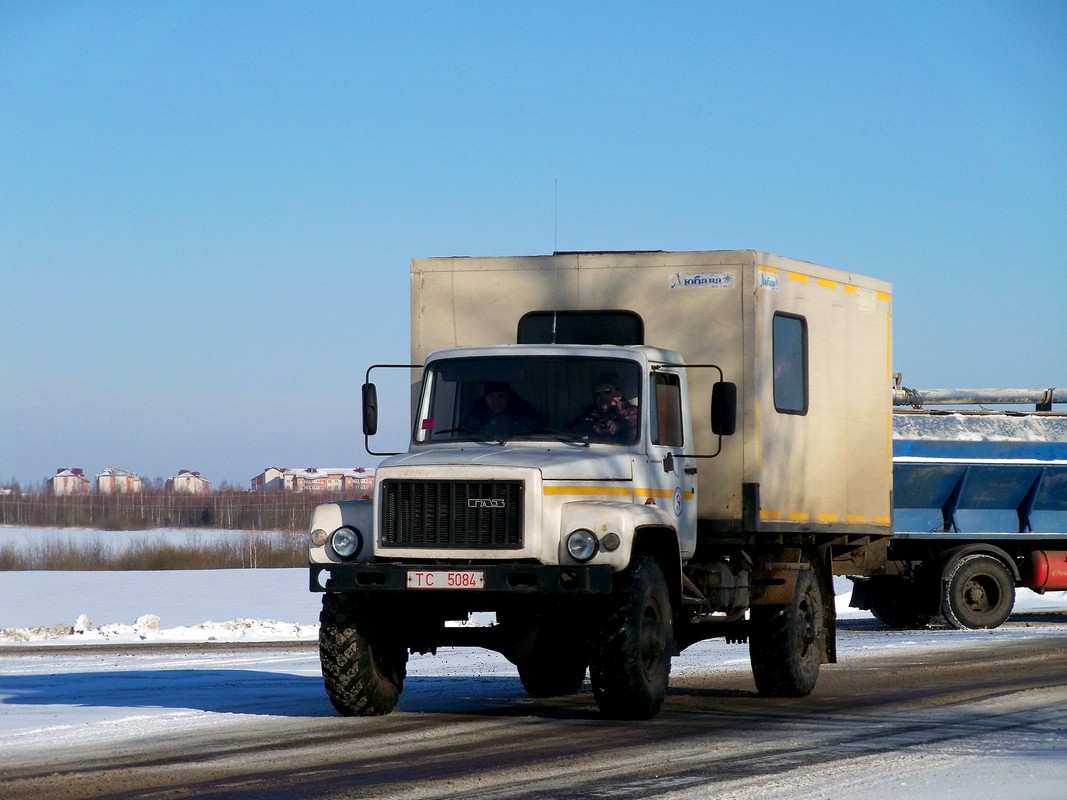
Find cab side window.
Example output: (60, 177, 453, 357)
(651, 372, 683, 446)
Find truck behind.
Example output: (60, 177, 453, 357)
(851, 386, 1067, 629)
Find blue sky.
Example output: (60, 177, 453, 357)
(2, 1, 1065, 489)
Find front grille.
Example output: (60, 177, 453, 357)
(380, 480, 524, 549)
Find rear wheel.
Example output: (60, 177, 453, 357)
(318, 593, 408, 716)
(943, 554, 1015, 630)
(589, 558, 673, 719)
(749, 567, 822, 697)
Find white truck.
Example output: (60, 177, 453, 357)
(309, 250, 894, 718)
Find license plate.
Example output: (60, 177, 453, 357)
(406, 570, 485, 590)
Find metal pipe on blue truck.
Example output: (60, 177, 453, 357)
(893, 386, 1065, 410)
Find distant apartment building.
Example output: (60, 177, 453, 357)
(251, 467, 286, 492)
(166, 469, 211, 494)
(48, 467, 91, 496)
(96, 466, 143, 494)
(251, 466, 375, 497)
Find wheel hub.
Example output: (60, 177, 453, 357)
(963, 579, 994, 612)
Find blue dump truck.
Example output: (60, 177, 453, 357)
(850, 383, 1067, 629)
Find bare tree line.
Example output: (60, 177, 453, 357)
(0, 490, 348, 532)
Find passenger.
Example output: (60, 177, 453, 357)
(568, 372, 639, 442)
(464, 381, 542, 437)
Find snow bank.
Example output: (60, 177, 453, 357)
(0, 567, 321, 645)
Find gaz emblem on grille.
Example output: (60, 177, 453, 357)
(468, 498, 505, 508)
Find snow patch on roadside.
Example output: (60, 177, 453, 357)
(1, 616, 320, 645)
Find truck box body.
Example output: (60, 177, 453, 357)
(412, 250, 893, 538)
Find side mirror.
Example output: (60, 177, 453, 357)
(711, 381, 737, 436)
(362, 383, 379, 436)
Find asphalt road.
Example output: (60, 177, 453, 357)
(2, 618, 1067, 800)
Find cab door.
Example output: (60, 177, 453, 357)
(645, 369, 698, 557)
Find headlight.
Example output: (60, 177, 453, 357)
(329, 526, 364, 559)
(566, 529, 598, 562)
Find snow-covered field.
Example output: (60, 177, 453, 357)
(4, 525, 1067, 645)
(1, 526, 318, 644)
(1, 568, 320, 644)
(2, 526, 1067, 799)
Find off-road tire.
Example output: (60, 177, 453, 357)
(749, 567, 822, 697)
(943, 553, 1015, 630)
(318, 593, 408, 716)
(589, 558, 673, 719)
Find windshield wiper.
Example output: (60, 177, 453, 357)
(529, 427, 591, 446)
(431, 427, 589, 447)
(431, 427, 508, 445)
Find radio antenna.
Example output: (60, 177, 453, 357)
(554, 179, 558, 252)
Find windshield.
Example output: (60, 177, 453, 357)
(415, 356, 642, 445)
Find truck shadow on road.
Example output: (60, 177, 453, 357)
(837, 611, 1067, 632)
(0, 669, 337, 717)
(0, 667, 739, 720)
(0, 669, 583, 718)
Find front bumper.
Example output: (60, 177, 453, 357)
(310, 562, 614, 595)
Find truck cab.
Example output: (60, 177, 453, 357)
(311, 343, 712, 718)
(312, 341, 702, 587)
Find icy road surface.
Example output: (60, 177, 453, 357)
(1, 622, 1066, 800)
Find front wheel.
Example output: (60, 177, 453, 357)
(943, 554, 1015, 630)
(318, 593, 408, 716)
(749, 567, 822, 697)
(589, 558, 674, 719)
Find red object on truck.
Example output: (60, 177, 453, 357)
(1024, 550, 1067, 593)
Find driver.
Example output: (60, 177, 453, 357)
(464, 381, 542, 437)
